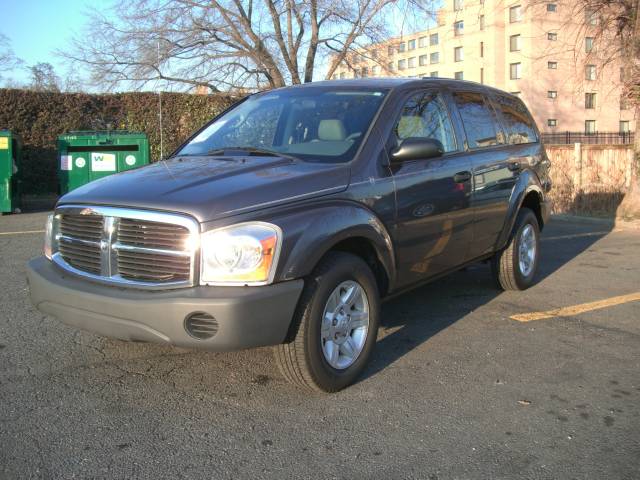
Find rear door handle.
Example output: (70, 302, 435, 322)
(453, 171, 472, 183)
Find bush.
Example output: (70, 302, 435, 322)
(0, 89, 239, 193)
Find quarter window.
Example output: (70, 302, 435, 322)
(394, 92, 457, 153)
(496, 95, 538, 144)
(453, 91, 501, 148)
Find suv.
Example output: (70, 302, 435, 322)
(28, 79, 551, 392)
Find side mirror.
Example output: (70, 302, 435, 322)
(390, 137, 444, 163)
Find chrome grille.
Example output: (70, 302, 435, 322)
(51, 206, 199, 289)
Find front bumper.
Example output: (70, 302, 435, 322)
(27, 256, 304, 352)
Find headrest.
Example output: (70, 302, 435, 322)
(318, 119, 347, 141)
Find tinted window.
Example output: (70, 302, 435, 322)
(394, 91, 457, 153)
(453, 91, 501, 149)
(495, 95, 538, 144)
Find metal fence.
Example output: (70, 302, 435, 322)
(541, 131, 634, 145)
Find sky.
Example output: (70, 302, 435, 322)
(1, 0, 105, 85)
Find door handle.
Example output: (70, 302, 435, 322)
(453, 171, 472, 183)
(508, 161, 522, 172)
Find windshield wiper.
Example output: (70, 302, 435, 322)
(206, 146, 298, 161)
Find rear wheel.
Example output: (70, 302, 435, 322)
(491, 207, 540, 291)
(274, 252, 380, 392)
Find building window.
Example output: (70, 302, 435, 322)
(430, 71, 439, 77)
(585, 64, 596, 80)
(510, 62, 521, 79)
(480, 67, 484, 84)
(388, 45, 395, 56)
(585, 92, 596, 109)
(454, 46, 464, 62)
(620, 121, 630, 133)
(510, 34, 521, 51)
(547, 3, 557, 12)
(585, 37, 594, 53)
(387, 61, 394, 72)
(361, 67, 368, 78)
(510, 5, 523, 23)
(480, 41, 484, 57)
(398, 42, 406, 53)
(454, 0, 463, 11)
(339, 72, 345, 79)
(430, 52, 440, 64)
(548, 32, 557, 41)
(548, 90, 557, 98)
(372, 65, 379, 76)
(585, 120, 596, 134)
(585, 9, 598, 25)
(430, 33, 439, 46)
(454, 21, 464, 36)
(548, 119, 557, 127)
(418, 36, 427, 48)
(419, 55, 428, 66)
(353, 68, 359, 78)
(408, 57, 416, 68)
(454, 71, 464, 80)
(479, 15, 485, 30)
(408, 39, 416, 50)
(548, 61, 558, 69)
(398, 59, 406, 70)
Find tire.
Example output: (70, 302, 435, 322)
(491, 207, 540, 291)
(274, 252, 380, 393)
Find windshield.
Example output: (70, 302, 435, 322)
(177, 88, 388, 163)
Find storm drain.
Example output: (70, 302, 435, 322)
(184, 312, 219, 340)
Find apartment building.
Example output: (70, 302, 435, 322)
(333, 0, 635, 133)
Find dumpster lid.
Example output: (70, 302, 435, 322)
(59, 130, 147, 138)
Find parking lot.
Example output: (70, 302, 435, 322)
(1, 212, 639, 479)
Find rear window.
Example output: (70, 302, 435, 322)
(495, 95, 538, 144)
(453, 91, 502, 149)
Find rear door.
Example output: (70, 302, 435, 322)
(450, 90, 517, 260)
(390, 88, 474, 287)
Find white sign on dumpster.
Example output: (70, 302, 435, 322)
(91, 152, 116, 172)
(60, 155, 72, 171)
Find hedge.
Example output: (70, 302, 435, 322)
(0, 89, 239, 194)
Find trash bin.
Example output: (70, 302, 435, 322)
(57, 131, 150, 194)
(0, 129, 22, 213)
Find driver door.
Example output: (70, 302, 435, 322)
(390, 90, 474, 288)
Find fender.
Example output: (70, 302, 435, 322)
(266, 200, 396, 291)
(495, 169, 545, 251)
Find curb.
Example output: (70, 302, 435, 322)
(551, 214, 640, 230)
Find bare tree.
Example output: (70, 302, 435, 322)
(28, 62, 61, 92)
(59, 0, 432, 92)
(0, 33, 21, 77)
(539, 0, 640, 218)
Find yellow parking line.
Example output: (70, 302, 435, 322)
(511, 292, 640, 322)
(0, 230, 45, 236)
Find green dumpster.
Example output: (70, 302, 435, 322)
(57, 131, 150, 194)
(0, 129, 22, 213)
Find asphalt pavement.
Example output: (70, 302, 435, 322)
(1, 212, 639, 479)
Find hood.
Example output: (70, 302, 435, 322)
(58, 155, 351, 223)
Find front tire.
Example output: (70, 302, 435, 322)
(491, 207, 540, 291)
(274, 252, 380, 392)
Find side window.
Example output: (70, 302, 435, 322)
(453, 91, 502, 149)
(394, 91, 457, 153)
(495, 95, 538, 144)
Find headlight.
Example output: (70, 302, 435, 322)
(44, 214, 54, 259)
(200, 222, 281, 285)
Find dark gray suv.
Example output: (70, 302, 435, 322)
(27, 79, 551, 392)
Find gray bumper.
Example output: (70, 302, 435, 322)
(27, 256, 304, 352)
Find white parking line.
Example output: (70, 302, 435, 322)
(0, 230, 45, 236)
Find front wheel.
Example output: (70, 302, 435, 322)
(491, 207, 540, 290)
(274, 252, 380, 392)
